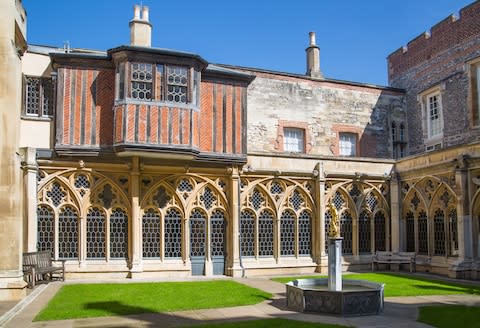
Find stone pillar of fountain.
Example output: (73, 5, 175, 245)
(328, 237, 343, 291)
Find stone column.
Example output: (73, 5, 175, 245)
(0, 0, 27, 300)
(228, 166, 243, 277)
(456, 161, 472, 260)
(129, 157, 142, 275)
(390, 171, 401, 252)
(21, 148, 38, 252)
(316, 163, 327, 272)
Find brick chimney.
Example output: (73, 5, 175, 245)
(306, 32, 323, 78)
(129, 5, 152, 47)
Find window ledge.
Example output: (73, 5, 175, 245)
(114, 99, 199, 111)
(21, 115, 53, 122)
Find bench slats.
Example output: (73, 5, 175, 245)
(22, 250, 65, 288)
(372, 251, 416, 273)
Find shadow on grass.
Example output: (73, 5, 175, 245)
(411, 284, 480, 294)
(84, 301, 156, 316)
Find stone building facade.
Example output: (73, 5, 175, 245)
(388, 1, 480, 278)
(3, 1, 480, 300)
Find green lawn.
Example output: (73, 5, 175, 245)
(186, 318, 349, 328)
(34, 280, 271, 321)
(272, 273, 480, 297)
(418, 305, 480, 328)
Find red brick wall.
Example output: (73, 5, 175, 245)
(57, 67, 114, 148)
(388, 1, 480, 81)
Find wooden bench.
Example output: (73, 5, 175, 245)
(371, 251, 416, 273)
(23, 250, 65, 288)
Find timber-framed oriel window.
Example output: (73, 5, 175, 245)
(23, 75, 54, 118)
(116, 61, 197, 104)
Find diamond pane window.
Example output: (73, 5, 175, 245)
(142, 209, 161, 258)
(240, 210, 255, 257)
(201, 187, 216, 210)
(406, 211, 415, 252)
(358, 211, 371, 254)
(86, 207, 106, 259)
(298, 211, 311, 256)
(374, 212, 386, 251)
(340, 211, 353, 255)
(131, 63, 153, 100)
(333, 192, 345, 210)
(366, 193, 378, 212)
(418, 211, 428, 255)
(74, 175, 90, 189)
(433, 209, 446, 256)
(37, 206, 54, 253)
(211, 210, 225, 257)
(258, 210, 274, 257)
(110, 209, 128, 259)
(280, 211, 295, 256)
(58, 206, 78, 259)
(164, 208, 182, 258)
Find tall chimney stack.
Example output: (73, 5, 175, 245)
(129, 5, 152, 47)
(306, 32, 323, 78)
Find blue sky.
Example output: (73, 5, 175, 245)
(23, 0, 473, 86)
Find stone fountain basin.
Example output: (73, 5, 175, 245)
(286, 278, 384, 316)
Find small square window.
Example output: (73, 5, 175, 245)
(283, 128, 305, 153)
(339, 133, 357, 156)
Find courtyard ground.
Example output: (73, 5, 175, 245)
(1, 273, 480, 328)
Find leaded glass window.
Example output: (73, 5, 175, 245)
(58, 206, 78, 259)
(24, 76, 54, 117)
(47, 182, 66, 208)
(340, 211, 353, 255)
(289, 190, 304, 211)
(258, 210, 274, 257)
(374, 212, 386, 251)
(433, 209, 446, 256)
(406, 211, 415, 252)
(358, 211, 371, 254)
(365, 193, 378, 212)
(142, 209, 161, 258)
(200, 187, 216, 210)
(131, 62, 153, 100)
(449, 208, 459, 254)
(280, 211, 295, 256)
(37, 206, 54, 252)
(110, 209, 128, 259)
(164, 208, 182, 258)
(418, 211, 428, 255)
(250, 189, 265, 211)
(166, 66, 188, 103)
(240, 210, 255, 257)
(190, 209, 206, 257)
(324, 210, 332, 252)
(86, 207, 106, 259)
(298, 211, 311, 256)
(333, 192, 345, 210)
(211, 210, 225, 257)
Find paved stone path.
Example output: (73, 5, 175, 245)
(1, 275, 480, 328)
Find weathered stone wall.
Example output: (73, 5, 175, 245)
(242, 70, 404, 158)
(388, 1, 480, 154)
